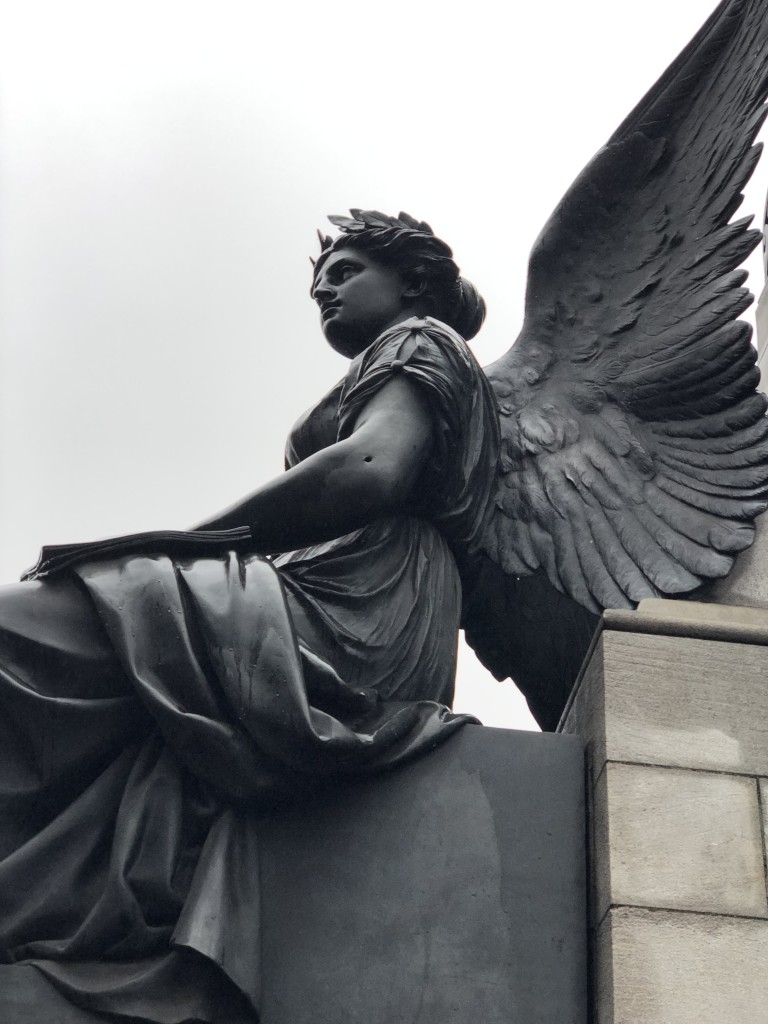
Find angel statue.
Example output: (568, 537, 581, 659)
(2, 0, 768, 1020)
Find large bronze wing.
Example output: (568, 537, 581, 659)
(481, 0, 768, 617)
(464, 0, 768, 729)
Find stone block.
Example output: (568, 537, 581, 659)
(596, 906, 768, 1024)
(560, 635, 607, 782)
(562, 631, 768, 778)
(627, 597, 768, 641)
(759, 778, 768, 865)
(256, 725, 587, 1024)
(593, 763, 767, 923)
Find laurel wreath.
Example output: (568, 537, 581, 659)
(317, 209, 435, 252)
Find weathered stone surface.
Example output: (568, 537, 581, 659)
(636, 597, 768, 629)
(559, 636, 607, 784)
(759, 778, 768, 865)
(565, 612, 768, 1024)
(594, 763, 767, 922)
(604, 597, 768, 645)
(596, 907, 768, 1024)
(256, 725, 587, 1024)
(562, 631, 768, 778)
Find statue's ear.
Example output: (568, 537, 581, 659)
(401, 273, 428, 301)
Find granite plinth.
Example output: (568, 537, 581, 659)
(0, 725, 587, 1023)
(257, 724, 586, 1024)
(563, 601, 768, 1023)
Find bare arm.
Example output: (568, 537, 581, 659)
(192, 376, 433, 552)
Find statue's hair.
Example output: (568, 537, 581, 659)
(312, 210, 486, 340)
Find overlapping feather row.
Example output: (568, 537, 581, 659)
(479, 0, 768, 614)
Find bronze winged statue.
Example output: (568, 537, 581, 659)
(1, 0, 768, 1020)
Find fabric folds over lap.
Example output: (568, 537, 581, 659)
(276, 516, 462, 705)
(0, 554, 472, 1021)
(77, 551, 467, 800)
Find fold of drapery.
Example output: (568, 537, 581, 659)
(0, 548, 473, 1021)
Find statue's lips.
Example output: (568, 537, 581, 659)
(321, 304, 341, 321)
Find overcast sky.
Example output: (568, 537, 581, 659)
(1, 0, 764, 729)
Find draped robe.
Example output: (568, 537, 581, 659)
(0, 318, 500, 1022)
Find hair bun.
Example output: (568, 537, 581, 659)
(451, 278, 486, 340)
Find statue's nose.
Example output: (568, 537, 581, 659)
(312, 278, 334, 302)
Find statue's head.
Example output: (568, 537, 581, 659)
(311, 210, 486, 357)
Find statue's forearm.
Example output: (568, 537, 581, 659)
(192, 438, 412, 551)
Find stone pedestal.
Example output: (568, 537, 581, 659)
(257, 725, 587, 1024)
(561, 599, 768, 1024)
(0, 726, 588, 1023)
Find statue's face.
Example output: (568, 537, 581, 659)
(312, 249, 412, 357)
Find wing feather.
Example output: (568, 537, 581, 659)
(579, 500, 658, 604)
(652, 415, 768, 453)
(605, 506, 701, 592)
(479, 0, 768, 620)
(654, 443, 768, 475)
(655, 475, 768, 516)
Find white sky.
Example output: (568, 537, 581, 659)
(1, 0, 764, 729)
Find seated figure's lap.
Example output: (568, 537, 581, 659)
(0, 574, 126, 694)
